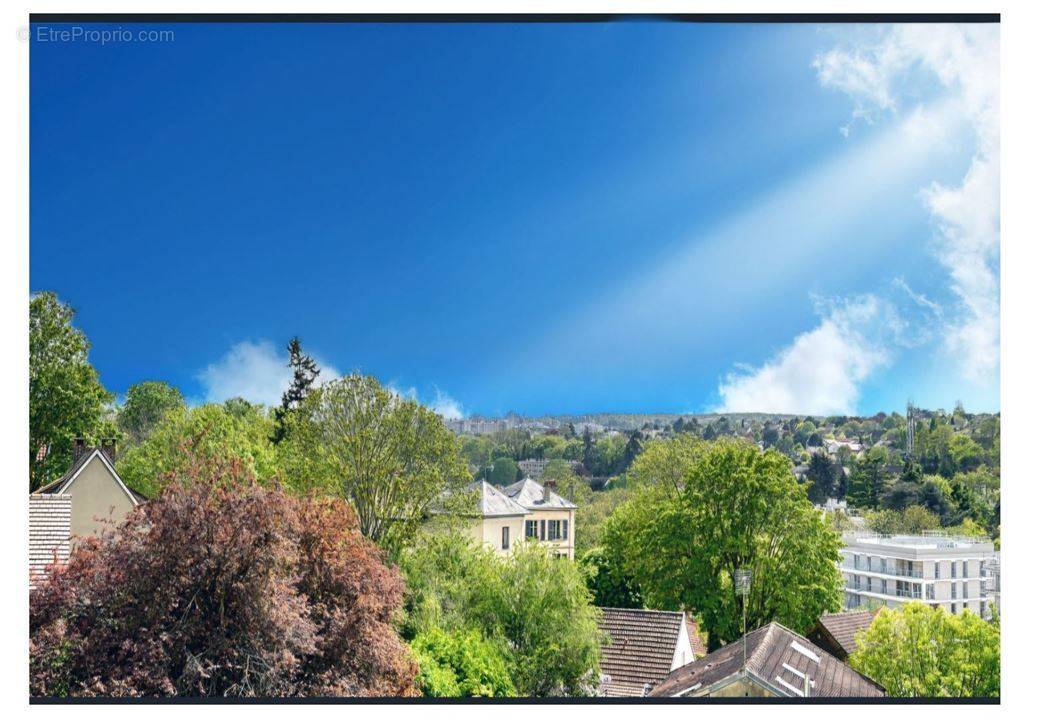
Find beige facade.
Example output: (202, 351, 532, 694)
(32, 448, 141, 540)
(474, 514, 526, 555)
(468, 478, 577, 559)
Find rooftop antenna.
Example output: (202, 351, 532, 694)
(906, 400, 915, 459)
(734, 567, 752, 672)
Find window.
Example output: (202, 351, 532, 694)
(951, 603, 957, 614)
(951, 583, 957, 600)
(880, 579, 887, 595)
(926, 584, 934, 600)
(548, 520, 561, 541)
(963, 583, 969, 599)
(540, 520, 546, 541)
(501, 526, 510, 550)
(525, 520, 537, 539)
(935, 562, 940, 579)
(962, 561, 968, 578)
(951, 561, 957, 579)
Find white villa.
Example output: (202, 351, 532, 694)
(465, 478, 576, 558)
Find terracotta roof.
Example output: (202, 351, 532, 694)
(811, 610, 877, 657)
(29, 494, 71, 591)
(684, 615, 706, 657)
(649, 622, 884, 698)
(502, 478, 576, 509)
(598, 607, 688, 697)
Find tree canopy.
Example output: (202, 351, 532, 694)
(117, 402, 279, 498)
(851, 603, 999, 697)
(281, 374, 471, 554)
(30, 462, 417, 698)
(399, 529, 602, 696)
(116, 381, 185, 446)
(29, 292, 111, 489)
(601, 438, 843, 647)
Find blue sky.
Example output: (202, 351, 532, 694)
(30, 21, 1000, 418)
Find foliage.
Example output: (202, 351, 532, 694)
(480, 456, 520, 486)
(851, 603, 999, 697)
(400, 530, 602, 696)
(601, 439, 843, 648)
(272, 337, 321, 444)
(29, 461, 417, 697)
(805, 451, 842, 503)
(281, 374, 471, 555)
(847, 446, 890, 509)
(624, 434, 711, 491)
(572, 485, 632, 553)
(863, 505, 940, 535)
(117, 381, 185, 446)
(411, 627, 515, 697)
(117, 402, 279, 498)
(580, 545, 642, 608)
(29, 292, 112, 489)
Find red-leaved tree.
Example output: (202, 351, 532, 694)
(29, 458, 417, 698)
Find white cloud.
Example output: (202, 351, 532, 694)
(196, 340, 339, 406)
(814, 24, 1000, 383)
(717, 296, 897, 415)
(388, 382, 466, 420)
(429, 390, 466, 420)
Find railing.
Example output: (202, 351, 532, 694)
(841, 563, 923, 579)
(895, 589, 922, 599)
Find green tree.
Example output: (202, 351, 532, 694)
(117, 381, 185, 446)
(602, 439, 843, 648)
(847, 447, 890, 509)
(281, 374, 471, 554)
(483, 456, 521, 486)
(400, 530, 602, 696)
(805, 451, 840, 503)
(117, 403, 279, 498)
(272, 337, 321, 443)
(29, 292, 112, 489)
(411, 627, 516, 697)
(580, 545, 642, 608)
(852, 603, 999, 697)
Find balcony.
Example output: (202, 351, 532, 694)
(841, 563, 924, 579)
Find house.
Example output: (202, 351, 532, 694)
(502, 478, 576, 559)
(31, 440, 143, 539)
(841, 532, 996, 618)
(807, 610, 877, 661)
(463, 480, 529, 556)
(517, 458, 550, 479)
(597, 608, 699, 697)
(648, 622, 884, 698)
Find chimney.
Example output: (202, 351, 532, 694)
(101, 439, 117, 463)
(543, 479, 555, 502)
(72, 438, 87, 463)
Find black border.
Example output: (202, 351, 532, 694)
(26, 10, 1001, 705)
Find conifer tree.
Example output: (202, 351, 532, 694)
(272, 337, 320, 443)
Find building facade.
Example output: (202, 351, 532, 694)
(465, 478, 576, 558)
(840, 533, 995, 618)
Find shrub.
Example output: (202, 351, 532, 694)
(30, 458, 416, 698)
(411, 627, 515, 697)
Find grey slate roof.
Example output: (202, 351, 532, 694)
(502, 477, 576, 510)
(598, 607, 688, 697)
(468, 480, 529, 517)
(649, 622, 884, 698)
(809, 610, 877, 658)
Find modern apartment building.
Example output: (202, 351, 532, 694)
(840, 533, 995, 619)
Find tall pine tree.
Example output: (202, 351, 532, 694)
(272, 337, 321, 443)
